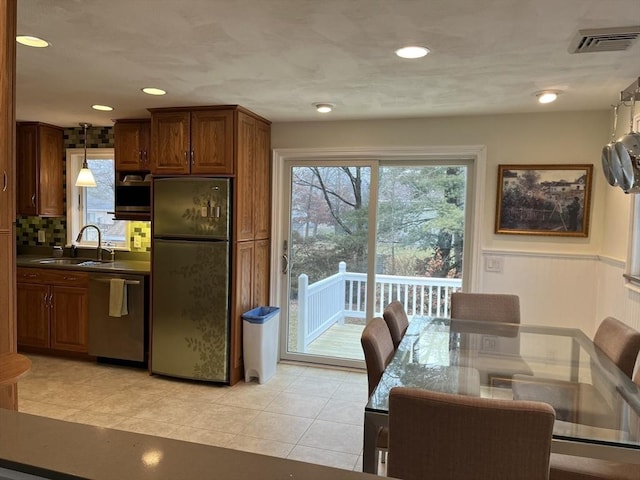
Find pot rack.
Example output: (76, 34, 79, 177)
(620, 76, 640, 102)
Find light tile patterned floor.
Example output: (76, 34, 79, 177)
(17, 355, 377, 473)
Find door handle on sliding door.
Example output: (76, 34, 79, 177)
(281, 240, 288, 274)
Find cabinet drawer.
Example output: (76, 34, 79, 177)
(17, 268, 89, 287)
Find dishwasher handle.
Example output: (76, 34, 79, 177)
(92, 277, 141, 285)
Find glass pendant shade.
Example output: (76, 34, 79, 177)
(75, 164, 96, 187)
(75, 123, 96, 187)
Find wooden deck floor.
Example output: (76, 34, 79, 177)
(305, 322, 365, 361)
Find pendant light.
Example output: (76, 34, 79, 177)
(75, 123, 96, 187)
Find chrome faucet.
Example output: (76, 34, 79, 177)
(76, 224, 102, 260)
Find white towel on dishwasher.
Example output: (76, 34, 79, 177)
(109, 278, 128, 317)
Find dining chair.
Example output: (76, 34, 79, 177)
(592, 316, 640, 378)
(387, 386, 556, 480)
(360, 317, 395, 465)
(382, 301, 409, 349)
(512, 317, 640, 429)
(450, 292, 533, 381)
(548, 357, 640, 480)
(450, 292, 521, 323)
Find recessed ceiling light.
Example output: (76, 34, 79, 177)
(16, 35, 49, 48)
(313, 103, 334, 113)
(535, 90, 561, 104)
(395, 46, 429, 59)
(142, 87, 167, 96)
(91, 104, 114, 112)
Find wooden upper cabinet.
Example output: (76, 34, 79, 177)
(16, 124, 36, 215)
(254, 120, 271, 240)
(114, 119, 150, 171)
(191, 109, 234, 175)
(150, 108, 233, 175)
(16, 122, 63, 217)
(150, 111, 191, 174)
(235, 112, 271, 241)
(235, 112, 256, 241)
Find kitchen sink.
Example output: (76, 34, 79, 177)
(33, 258, 113, 266)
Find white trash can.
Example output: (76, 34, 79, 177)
(242, 306, 280, 384)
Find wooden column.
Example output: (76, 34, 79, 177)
(0, 0, 18, 410)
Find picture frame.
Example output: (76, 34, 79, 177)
(495, 164, 593, 237)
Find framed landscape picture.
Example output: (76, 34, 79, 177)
(495, 164, 593, 237)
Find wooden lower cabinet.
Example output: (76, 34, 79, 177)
(231, 241, 254, 385)
(230, 238, 271, 385)
(16, 268, 89, 354)
(50, 285, 88, 352)
(253, 239, 270, 308)
(16, 282, 49, 348)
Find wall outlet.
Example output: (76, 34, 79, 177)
(133, 235, 142, 248)
(37, 230, 46, 243)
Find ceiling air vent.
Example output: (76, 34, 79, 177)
(569, 26, 640, 53)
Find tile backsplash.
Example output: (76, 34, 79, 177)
(16, 125, 151, 253)
(16, 216, 66, 247)
(129, 221, 152, 252)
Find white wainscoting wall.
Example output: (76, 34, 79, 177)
(480, 250, 611, 338)
(595, 256, 640, 334)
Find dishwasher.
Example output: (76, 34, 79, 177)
(88, 273, 147, 363)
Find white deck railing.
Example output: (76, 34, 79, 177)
(297, 262, 462, 352)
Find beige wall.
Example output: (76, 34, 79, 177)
(272, 109, 639, 333)
(272, 110, 614, 255)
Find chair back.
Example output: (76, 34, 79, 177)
(383, 301, 409, 349)
(361, 317, 395, 397)
(451, 292, 520, 324)
(387, 387, 555, 480)
(592, 317, 640, 378)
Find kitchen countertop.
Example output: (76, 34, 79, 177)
(16, 255, 150, 275)
(0, 409, 376, 480)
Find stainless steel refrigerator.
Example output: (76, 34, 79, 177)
(151, 177, 230, 382)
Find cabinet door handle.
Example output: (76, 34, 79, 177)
(2, 170, 6, 192)
(138, 150, 143, 163)
(190, 150, 194, 165)
(42, 292, 48, 307)
(31, 194, 36, 206)
(63, 276, 78, 281)
(93, 277, 140, 285)
(143, 150, 148, 166)
(183, 151, 188, 164)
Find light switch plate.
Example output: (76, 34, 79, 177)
(485, 256, 503, 273)
(133, 235, 142, 248)
(37, 230, 46, 243)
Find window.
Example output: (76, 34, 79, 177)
(627, 194, 640, 286)
(66, 148, 130, 249)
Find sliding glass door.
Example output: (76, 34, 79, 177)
(279, 158, 470, 368)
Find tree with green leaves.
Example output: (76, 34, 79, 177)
(289, 164, 466, 293)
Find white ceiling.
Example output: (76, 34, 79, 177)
(15, 0, 640, 127)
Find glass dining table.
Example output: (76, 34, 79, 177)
(363, 316, 640, 473)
